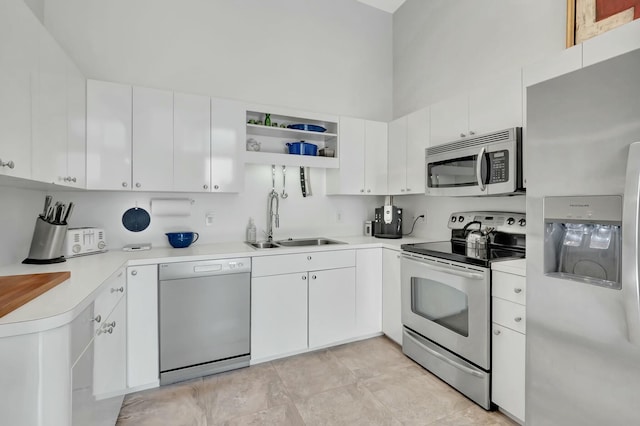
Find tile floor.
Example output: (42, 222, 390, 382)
(117, 336, 517, 426)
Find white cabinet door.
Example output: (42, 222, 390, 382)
(582, 19, 640, 67)
(429, 93, 468, 146)
(309, 267, 356, 348)
(126, 265, 159, 390)
(132, 86, 173, 191)
(32, 27, 68, 185)
(94, 294, 127, 399)
(173, 92, 211, 192)
(86, 80, 132, 190)
(0, 0, 38, 180)
(211, 97, 245, 193)
(335, 116, 366, 195)
(492, 323, 525, 423)
(468, 70, 523, 135)
(364, 120, 388, 195)
(387, 116, 407, 195)
(66, 62, 86, 188)
(355, 249, 382, 336)
(406, 107, 429, 194)
(251, 272, 308, 362)
(382, 249, 402, 344)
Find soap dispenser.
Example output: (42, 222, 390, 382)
(246, 218, 257, 243)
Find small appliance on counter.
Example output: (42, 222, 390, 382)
(64, 227, 107, 258)
(374, 196, 402, 239)
(23, 196, 74, 264)
(364, 220, 374, 237)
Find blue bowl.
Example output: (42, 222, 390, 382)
(286, 141, 317, 156)
(287, 124, 327, 133)
(166, 232, 199, 248)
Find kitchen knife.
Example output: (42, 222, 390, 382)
(42, 195, 52, 218)
(54, 205, 64, 224)
(300, 167, 307, 197)
(305, 167, 312, 196)
(62, 202, 74, 224)
(46, 206, 55, 223)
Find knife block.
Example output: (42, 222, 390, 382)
(23, 217, 67, 264)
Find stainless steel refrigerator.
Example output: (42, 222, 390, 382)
(526, 48, 640, 425)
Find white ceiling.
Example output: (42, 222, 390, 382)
(356, 0, 406, 14)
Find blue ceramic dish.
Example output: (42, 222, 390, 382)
(287, 124, 327, 133)
(166, 232, 199, 248)
(286, 141, 317, 156)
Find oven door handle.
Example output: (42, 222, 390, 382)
(404, 329, 484, 378)
(405, 257, 485, 280)
(476, 146, 486, 191)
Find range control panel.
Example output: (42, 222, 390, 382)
(448, 211, 526, 233)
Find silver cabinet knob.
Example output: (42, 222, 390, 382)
(360, 189, 364, 193)
(406, 188, 411, 191)
(307, 256, 312, 260)
(0, 159, 15, 169)
(494, 329, 501, 335)
(71, 177, 77, 183)
(514, 288, 522, 294)
(469, 130, 476, 135)
(92, 314, 102, 323)
(203, 184, 209, 190)
(401, 189, 405, 192)
(302, 275, 307, 280)
(460, 133, 466, 138)
(122, 182, 128, 188)
(106, 321, 116, 328)
(111, 286, 124, 293)
(131, 270, 138, 276)
(396, 255, 400, 259)
(367, 189, 371, 193)
(135, 182, 141, 188)
(312, 275, 317, 280)
(214, 185, 219, 190)
(514, 317, 522, 322)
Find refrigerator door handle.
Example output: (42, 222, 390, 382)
(476, 147, 486, 191)
(622, 141, 640, 345)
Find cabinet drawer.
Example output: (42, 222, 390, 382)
(492, 297, 526, 334)
(492, 271, 526, 305)
(93, 269, 126, 332)
(252, 250, 356, 277)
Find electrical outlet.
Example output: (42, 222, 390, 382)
(205, 212, 214, 226)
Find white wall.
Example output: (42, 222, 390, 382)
(22, 0, 43, 23)
(0, 186, 47, 266)
(50, 166, 383, 250)
(43, 0, 393, 122)
(393, 0, 566, 117)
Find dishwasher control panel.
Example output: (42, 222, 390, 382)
(159, 258, 252, 280)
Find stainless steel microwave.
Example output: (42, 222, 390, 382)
(425, 127, 524, 196)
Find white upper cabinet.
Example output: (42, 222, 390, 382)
(326, 116, 387, 195)
(32, 27, 68, 185)
(173, 93, 211, 192)
(65, 61, 86, 188)
(582, 19, 640, 67)
(388, 108, 429, 195)
(87, 80, 133, 190)
(211, 98, 245, 193)
(430, 70, 523, 146)
(0, 0, 38, 180)
(523, 45, 583, 88)
(132, 86, 173, 192)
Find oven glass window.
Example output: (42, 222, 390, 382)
(411, 277, 469, 336)
(427, 155, 478, 188)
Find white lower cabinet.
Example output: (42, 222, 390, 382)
(491, 268, 526, 424)
(251, 272, 308, 361)
(308, 267, 356, 348)
(382, 248, 402, 344)
(126, 265, 159, 390)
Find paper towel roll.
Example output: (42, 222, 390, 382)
(151, 198, 192, 216)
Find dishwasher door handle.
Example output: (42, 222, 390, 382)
(194, 264, 223, 273)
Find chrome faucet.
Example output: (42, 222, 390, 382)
(266, 165, 280, 241)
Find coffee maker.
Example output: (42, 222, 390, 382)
(374, 196, 402, 239)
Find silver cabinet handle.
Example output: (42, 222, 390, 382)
(98, 326, 114, 335)
(302, 275, 307, 280)
(111, 286, 124, 293)
(514, 288, 522, 293)
(514, 317, 522, 322)
(135, 182, 141, 188)
(0, 159, 15, 169)
(307, 256, 312, 260)
(214, 185, 219, 190)
(494, 329, 501, 335)
(122, 182, 128, 188)
(131, 270, 138, 276)
(92, 315, 102, 323)
(203, 184, 208, 190)
(105, 321, 116, 328)
(312, 275, 317, 280)
(460, 133, 466, 138)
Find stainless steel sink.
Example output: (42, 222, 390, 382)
(274, 238, 346, 247)
(246, 241, 281, 249)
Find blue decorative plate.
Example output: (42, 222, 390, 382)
(287, 124, 327, 133)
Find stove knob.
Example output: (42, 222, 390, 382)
(507, 217, 515, 225)
(458, 216, 465, 223)
(451, 216, 457, 223)
(518, 218, 526, 227)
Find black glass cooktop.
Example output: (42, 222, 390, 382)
(401, 240, 525, 268)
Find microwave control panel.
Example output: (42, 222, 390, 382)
(488, 150, 509, 183)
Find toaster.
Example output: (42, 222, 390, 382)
(64, 227, 107, 257)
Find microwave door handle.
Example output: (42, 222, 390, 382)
(476, 146, 486, 191)
(623, 141, 640, 345)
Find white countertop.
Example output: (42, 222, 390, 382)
(0, 236, 428, 338)
(491, 258, 526, 276)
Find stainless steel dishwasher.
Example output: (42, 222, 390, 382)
(158, 258, 251, 385)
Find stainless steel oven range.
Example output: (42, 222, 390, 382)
(401, 211, 526, 409)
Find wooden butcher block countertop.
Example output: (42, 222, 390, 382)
(0, 272, 71, 318)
